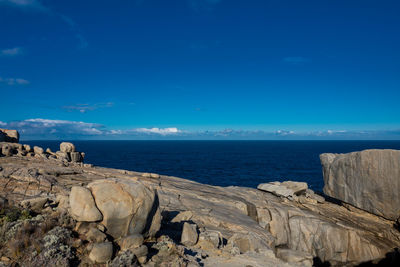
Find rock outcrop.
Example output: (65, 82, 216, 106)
(321, 149, 400, 221)
(0, 129, 19, 143)
(1, 139, 85, 163)
(1, 137, 400, 266)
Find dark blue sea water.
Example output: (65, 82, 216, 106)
(24, 140, 400, 192)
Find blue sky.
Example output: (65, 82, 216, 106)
(1, 0, 399, 140)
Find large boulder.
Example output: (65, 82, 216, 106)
(0, 129, 19, 143)
(69, 186, 103, 222)
(87, 179, 161, 239)
(320, 149, 400, 220)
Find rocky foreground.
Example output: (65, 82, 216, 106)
(1, 131, 400, 266)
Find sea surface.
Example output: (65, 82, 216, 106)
(25, 140, 400, 192)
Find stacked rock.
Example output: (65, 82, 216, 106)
(57, 142, 85, 163)
(69, 179, 161, 264)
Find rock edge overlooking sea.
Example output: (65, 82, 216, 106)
(1, 129, 400, 266)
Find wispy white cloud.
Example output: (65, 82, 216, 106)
(62, 102, 114, 113)
(283, 57, 310, 65)
(134, 127, 180, 135)
(0, 77, 30, 85)
(1, 47, 23, 56)
(1, 118, 399, 140)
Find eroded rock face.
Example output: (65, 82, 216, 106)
(321, 149, 400, 220)
(87, 179, 161, 239)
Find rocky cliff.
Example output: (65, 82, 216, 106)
(0, 136, 399, 266)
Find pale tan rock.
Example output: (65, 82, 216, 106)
(33, 146, 44, 154)
(20, 197, 48, 213)
(119, 234, 144, 251)
(56, 151, 70, 161)
(60, 142, 75, 153)
(198, 230, 223, 249)
(89, 242, 113, 263)
(130, 244, 148, 258)
(86, 227, 107, 243)
(181, 222, 198, 246)
(88, 179, 161, 239)
(69, 186, 102, 222)
(0, 129, 19, 143)
(281, 181, 308, 195)
(321, 149, 400, 220)
(23, 144, 31, 152)
(276, 248, 313, 267)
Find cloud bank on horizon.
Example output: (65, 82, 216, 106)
(1, 119, 399, 140)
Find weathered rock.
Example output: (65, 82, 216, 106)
(89, 242, 113, 263)
(276, 249, 313, 267)
(181, 222, 198, 246)
(33, 146, 44, 154)
(0, 129, 19, 143)
(23, 144, 32, 152)
(321, 149, 400, 220)
(227, 232, 270, 254)
(0, 143, 13, 156)
(69, 186, 103, 222)
(46, 148, 55, 155)
(88, 179, 161, 239)
(130, 245, 148, 258)
(198, 230, 223, 249)
(281, 181, 308, 195)
(60, 142, 75, 153)
(20, 197, 48, 213)
(119, 234, 144, 251)
(111, 250, 139, 267)
(86, 227, 107, 243)
(257, 182, 294, 197)
(70, 152, 82, 162)
(56, 151, 70, 161)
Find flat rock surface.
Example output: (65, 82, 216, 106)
(1, 155, 400, 266)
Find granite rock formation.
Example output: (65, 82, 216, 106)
(1, 134, 400, 266)
(0, 129, 19, 143)
(321, 149, 400, 221)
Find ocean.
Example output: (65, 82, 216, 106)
(24, 140, 400, 192)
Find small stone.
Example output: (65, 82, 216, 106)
(120, 234, 144, 251)
(23, 144, 32, 152)
(131, 245, 148, 258)
(181, 222, 198, 246)
(150, 173, 160, 178)
(89, 242, 113, 263)
(86, 227, 107, 243)
(142, 173, 151, 177)
(198, 230, 223, 249)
